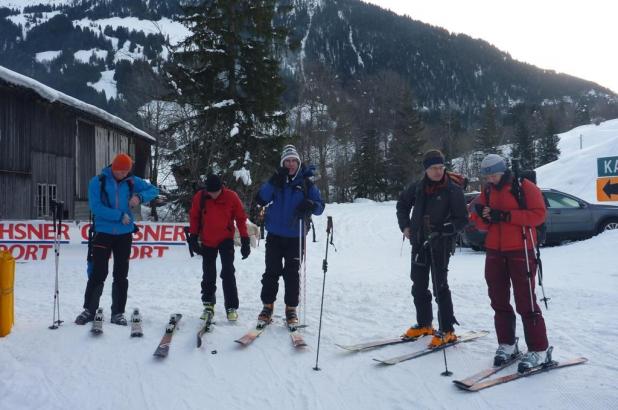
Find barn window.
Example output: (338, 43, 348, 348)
(36, 183, 57, 218)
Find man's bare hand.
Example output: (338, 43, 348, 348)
(129, 195, 141, 207)
(403, 227, 411, 239)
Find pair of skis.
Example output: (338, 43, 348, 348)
(235, 319, 307, 348)
(152, 310, 219, 357)
(90, 308, 143, 337)
(372, 330, 490, 365)
(453, 347, 588, 392)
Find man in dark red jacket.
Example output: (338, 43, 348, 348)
(187, 174, 250, 322)
(471, 154, 549, 373)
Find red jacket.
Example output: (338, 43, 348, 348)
(471, 178, 546, 251)
(189, 188, 248, 247)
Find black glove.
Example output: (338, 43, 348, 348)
(240, 236, 251, 259)
(474, 204, 485, 217)
(488, 209, 510, 223)
(296, 198, 315, 214)
(269, 167, 288, 189)
(441, 222, 456, 236)
(188, 234, 202, 256)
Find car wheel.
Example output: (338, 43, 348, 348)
(598, 219, 618, 233)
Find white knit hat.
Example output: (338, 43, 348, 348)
(280, 145, 301, 167)
(480, 154, 507, 176)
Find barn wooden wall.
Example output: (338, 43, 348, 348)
(1, 81, 152, 220)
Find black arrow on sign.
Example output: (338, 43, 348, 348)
(603, 180, 618, 197)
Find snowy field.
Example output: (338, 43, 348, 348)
(1, 199, 617, 410)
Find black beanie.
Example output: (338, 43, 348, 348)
(422, 149, 445, 169)
(205, 174, 222, 192)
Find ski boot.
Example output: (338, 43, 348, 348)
(428, 330, 457, 348)
(494, 338, 520, 366)
(403, 324, 435, 339)
(518, 346, 552, 373)
(201, 303, 215, 321)
(257, 304, 273, 329)
(285, 306, 299, 331)
(226, 308, 238, 322)
(75, 309, 94, 325)
(111, 313, 128, 326)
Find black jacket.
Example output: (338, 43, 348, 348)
(396, 175, 468, 248)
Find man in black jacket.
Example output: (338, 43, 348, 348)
(396, 149, 468, 347)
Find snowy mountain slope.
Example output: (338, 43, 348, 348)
(536, 119, 618, 202)
(1, 199, 616, 409)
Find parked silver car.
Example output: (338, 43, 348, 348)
(462, 188, 618, 250)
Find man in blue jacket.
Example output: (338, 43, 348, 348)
(75, 153, 159, 325)
(254, 145, 324, 329)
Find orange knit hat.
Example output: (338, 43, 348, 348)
(111, 153, 133, 172)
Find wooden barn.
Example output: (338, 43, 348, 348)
(0, 65, 155, 221)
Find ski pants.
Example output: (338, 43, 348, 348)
(200, 239, 238, 309)
(83, 232, 132, 315)
(485, 249, 548, 351)
(410, 240, 456, 332)
(260, 233, 302, 307)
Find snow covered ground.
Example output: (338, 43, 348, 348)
(1, 198, 617, 410)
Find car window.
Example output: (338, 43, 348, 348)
(544, 192, 580, 209)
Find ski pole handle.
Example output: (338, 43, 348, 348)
(326, 216, 333, 234)
(52, 200, 57, 233)
(183, 226, 194, 258)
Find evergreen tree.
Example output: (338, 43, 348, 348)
(537, 117, 560, 166)
(511, 120, 535, 169)
(352, 124, 386, 200)
(386, 89, 425, 199)
(573, 101, 591, 127)
(475, 101, 501, 154)
(165, 0, 291, 205)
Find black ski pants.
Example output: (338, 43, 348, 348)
(83, 232, 132, 315)
(260, 233, 302, 307)
(410, 239, 456, 332)
(201, 239, 238, 309)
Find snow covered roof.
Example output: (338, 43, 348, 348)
(0, 65, 154, 142)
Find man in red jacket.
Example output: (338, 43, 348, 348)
(187, 174, 251, 322)
(471, 154, 549, 373)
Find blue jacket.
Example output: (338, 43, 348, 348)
(258, 165, 325, 238)
(88, 166, 159, 235)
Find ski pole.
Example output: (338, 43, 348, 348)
(314, 216, 334, 371)
(521, 227, 536, 315)
(298, 218, 308, 328)
(528, 226, 550, 309)
(423, 215, 452, 377)
(49, 200, 64, 330)
(400, 234, 405, 257)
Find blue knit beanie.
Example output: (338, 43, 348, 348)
(480, 154, 507, 176)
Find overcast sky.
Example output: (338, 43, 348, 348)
(363, 0, 617, 94)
